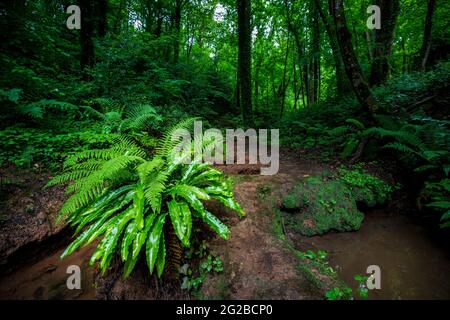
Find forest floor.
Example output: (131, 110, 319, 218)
(0, 150, 449, 299)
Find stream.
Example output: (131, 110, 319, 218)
(296, 210, 450, 299)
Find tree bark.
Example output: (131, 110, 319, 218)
(369, 0, 400, 86)
(311, 4, 320, 103)
(173, 0, 182, 64)
(330, 0, 377, 118)
(313, 0, 350, 96)
(79, 0, 95, 79)
(279, 32, 290, 118)
(97, 0, 107, 37)
(237, 0, 253, 126)
(419, 0, 436, 71)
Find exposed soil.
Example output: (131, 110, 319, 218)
(0, 243, 96, 299)
(0, 166, 67, 273)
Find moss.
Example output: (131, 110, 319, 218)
(281, 176, 364, 236)
(337, 165, 395, 208)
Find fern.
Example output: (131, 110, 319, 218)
(48, 119, 244, 278)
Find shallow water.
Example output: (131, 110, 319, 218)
(297, 210, 450, 299)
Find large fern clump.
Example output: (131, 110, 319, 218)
(47, 119, 244, 278)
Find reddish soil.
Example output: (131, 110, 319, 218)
(201, 150, 331, 299)
(0, 166, 67, 272)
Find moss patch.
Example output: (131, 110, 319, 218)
(281, 176, 364, 236)
(337, 165, 396, 208)
(280, 167, 395, 237)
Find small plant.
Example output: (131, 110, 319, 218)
(354, 274, 369, 299)
(324, 274, 370, 300)
(325, 286, 353, 300)
(422, 179, 450, 228)
(180, 254, 224, 291)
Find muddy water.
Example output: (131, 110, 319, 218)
(0, 245, 96, 300)
(295, 210, 450, 300)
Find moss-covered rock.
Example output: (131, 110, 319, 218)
(281, 167, 395, 236)
(281, 176, 364, 236)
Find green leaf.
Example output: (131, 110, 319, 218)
(132, 213, 156, 259)
(213, 194, 245, 217)
(146, 213, 167, 274)
(195, 210, 230, 240)
(155, 233, 166, 278)
(168, 199, 192, 247)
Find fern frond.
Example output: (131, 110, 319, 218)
(156, 117, 198, 158)
(143, 170, 169, 213)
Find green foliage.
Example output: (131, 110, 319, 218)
(423, 179, 450, 228)
(88, 99, 163, 134)
(354, 274, 369, 299)
(324, 287, 353, 300)
(324, 275, 369, 300)
(337, 164, 397, 207)
(0, 126, 114, 168)
(47, 120, 244, 278)
(180, 253, 223, 291)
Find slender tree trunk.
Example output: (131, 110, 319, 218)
(237, 0, 253, 126)
(313, 0, 350, 96)
(401, 37, 407, 73)
(331, 0, 377, 118)
(173, 0, 182, 64)
(293, 52, 300, 110)
(365, 30, 374, 63)
(97, 0, 107, 37)
(420, 0, 436, 71)
(79, 0, 95, 79)
(369, 0, 401, 86)
(311, 6, 320, 103)
(254, 55, 262, 113)
(279, 33, 290, 118)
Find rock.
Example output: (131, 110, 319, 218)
(281, 176, 364, 236)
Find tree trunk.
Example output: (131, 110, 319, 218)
(313, 0, 350, 96)
(369, 0, 400, 86)
(420, 0, 436, 71)
(279, 33, 290, 118)
(79, 0, 95, 80)
(330, 0, 377, 118)
(237, 0, 253, 126)
(173, 0, 182, 64)
(311, 5, 320, 103)
(97, 0, 107, 37)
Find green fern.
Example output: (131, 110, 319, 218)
(47, 119, 244, 278)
